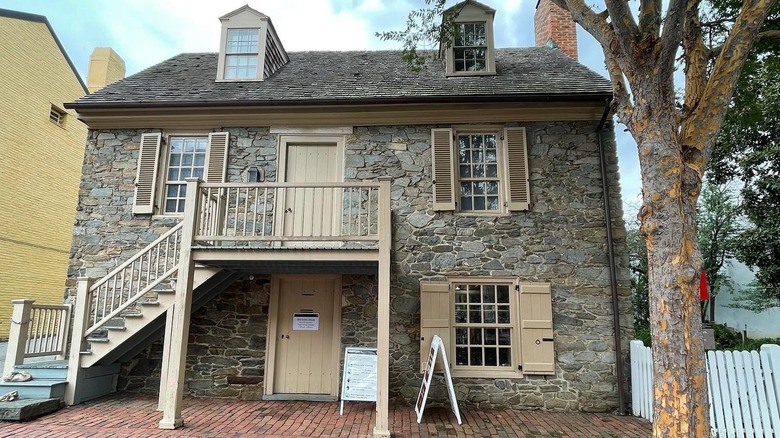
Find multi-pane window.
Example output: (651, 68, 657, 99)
(458, 133, 500, 211)
(453, 283, 513, 368)
(225, 29, 259, 79)
(453, 22, 487, 72)
(164, 137, 207, 213)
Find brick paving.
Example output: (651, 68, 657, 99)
(0, 393, 651, 437)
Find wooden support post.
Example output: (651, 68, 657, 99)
(4, 299, 34, 377)
(65, 278, 92, 406)
(157, 306, 175, 411)
(374, 177, 392, 437)
(159, 178, 200, 429)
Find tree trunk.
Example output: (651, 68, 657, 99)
(636, 122, 710, 438)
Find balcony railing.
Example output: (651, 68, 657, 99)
(192, 181, 388, 248)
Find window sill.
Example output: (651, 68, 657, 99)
(446, 71, 497, 78)
(451, 369, 523, 379)
(453, 211, 511, 218)
(151, 214, 184, 220)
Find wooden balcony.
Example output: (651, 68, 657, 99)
(186, 179, 391, 268)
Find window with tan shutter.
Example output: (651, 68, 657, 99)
(132, 132, 229, 215)
(431, 127, 530, 213)
(419, 279, 555, 378)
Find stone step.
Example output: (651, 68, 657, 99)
(0, 398, 61, 421)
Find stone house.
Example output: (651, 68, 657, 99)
(53, 1, 629, 435)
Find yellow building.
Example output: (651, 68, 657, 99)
(0, 9, 90, 339)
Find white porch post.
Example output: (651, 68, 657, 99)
(374, 177, 392, 437)
(157, 306, 175, 411)
(159, 178, 200, 429)
(4, 299, 34, 377)
(65, 277, 92, 405)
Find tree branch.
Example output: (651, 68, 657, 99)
(604, 0, 641, 56)
(639, 0, 663, 37)
(709, 29, 780, 57)
(685, 0, 779, 170)
(658, 0, 688, 73)
(680, 0, 708, 123)
(562, 0, 636, 126)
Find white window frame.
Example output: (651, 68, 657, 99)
(223, 28, 261, 80)
(454, 129, 506, 214)
(154, 134, 209, 217)
(449, 277, 521, 378)
(444, 4, 496, 77)
(451, 22, 489, 73)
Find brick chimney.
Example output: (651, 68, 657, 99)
(86, 47, 125, 93)
(534, 0, 578, 60)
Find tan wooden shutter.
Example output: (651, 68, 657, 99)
(205, 132, 229, 183)
(420, 281, 450, 372)
(504, 127, 530, 211)
(132, 133, 162, 214)
(431, 128, 455, 211)
(519, 282, 555, 375)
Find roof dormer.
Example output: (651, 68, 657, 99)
(216, 5, 289, 82)
(443, 0, 497, 77)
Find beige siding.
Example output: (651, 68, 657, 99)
(0, 16, 88, 338)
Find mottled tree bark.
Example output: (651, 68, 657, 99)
(552, 0, 778, 434)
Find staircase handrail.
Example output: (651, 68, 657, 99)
(89, 222, 184, 292)
(83, 266, 178, 337)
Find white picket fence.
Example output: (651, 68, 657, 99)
(631, 340, 780, 437)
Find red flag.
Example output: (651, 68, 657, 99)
(699, 270, 709, 301)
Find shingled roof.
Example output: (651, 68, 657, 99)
(68, 47, 611, 109)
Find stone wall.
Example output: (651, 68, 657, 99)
(73, 121, 631, 412)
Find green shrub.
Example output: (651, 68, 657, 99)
(634, 323, 651, 347)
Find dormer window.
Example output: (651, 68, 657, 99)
(444, 0, 497, 77)
(216, 5, 289, 82)
(225, 29, 260, 79)
(453, 23, 487, 72)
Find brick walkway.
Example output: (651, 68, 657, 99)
(0, 393, 651, 437)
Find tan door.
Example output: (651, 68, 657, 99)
(273, 276, 339, 395)
(280, 142, 341, 243)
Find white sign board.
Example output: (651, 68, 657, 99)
(292, 313, 319, 331)
(339, 347, 377, 415)
(415, 335, 462, 425)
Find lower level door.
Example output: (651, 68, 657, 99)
(272, 275, 340, 396)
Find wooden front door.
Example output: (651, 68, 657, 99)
(269, 276, 341, 397)
(278, 140, 342, 243)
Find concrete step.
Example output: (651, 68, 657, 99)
(0, 398, 61, 421)
(0, 379, 67, 400)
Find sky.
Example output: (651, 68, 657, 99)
(1, 0, 642, 216)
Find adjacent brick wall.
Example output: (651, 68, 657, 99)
(534, 0, 579, 61)
(0, 16, 88, 338)
(94, 121, 631, 412)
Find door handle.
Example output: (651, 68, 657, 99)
(281, 334, 290, 339)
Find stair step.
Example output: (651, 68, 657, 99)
(139, 300, 160, 306)
(0, 398, 61, 421)
(86, 337, 109, 343)
(0, 379, 67, 400)
(13, 362, 67, 380)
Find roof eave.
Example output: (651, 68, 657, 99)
(65, 92, 613, 110)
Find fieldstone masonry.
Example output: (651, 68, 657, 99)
(69, 121, 631, 412)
